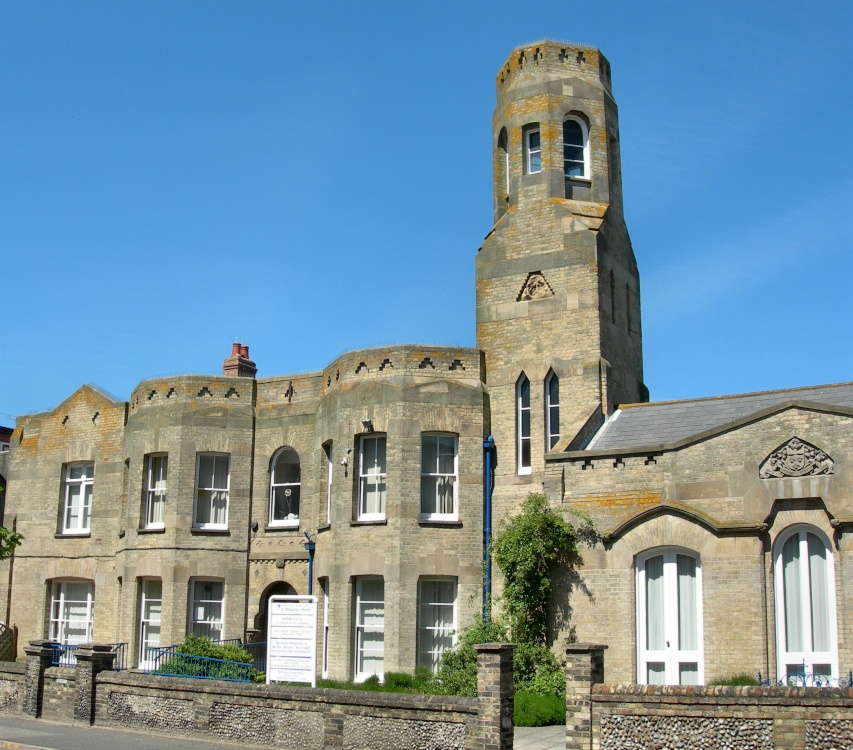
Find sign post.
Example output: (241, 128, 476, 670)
(266, 594, 318, 687)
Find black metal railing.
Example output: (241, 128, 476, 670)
(757, 669, 853, 688)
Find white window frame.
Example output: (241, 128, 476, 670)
(524, 125, 541, 174)
(49, 580, 94, 646)
(189, 579, 224, 641)
(62, 462, 94, 534)
(773, 525, 839, 685)
(325, 442, 334, 526)
(417, 578, 457, 672)
(517, 375, 531, 475)
(358, 435, 386, 521)
(269, 447, 301, 528)
(321, 579, 330, 679)
(0, 441, 9, 453)
(193, 453, 230, 530)
(144, 454, 167, 529)
(498, 128, 509, 196)
(636, 548, 703, 686)
(138, 578, 162, 669)
(420, 433, 458, 520)
(354, 577, 384, 682)
(563, 115, 590, 181)
(545, 371, 560, 451)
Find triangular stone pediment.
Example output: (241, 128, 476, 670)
(759, 437, 834, 479)
(517, 271, 554, 301)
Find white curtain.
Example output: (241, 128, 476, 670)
(782, 534, 803, 652)
(808, 533, 830, 652)
(677, 554, 697, 651)
(645, 556, 664, 650)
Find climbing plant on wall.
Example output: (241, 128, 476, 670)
(490, 492, 593, 645)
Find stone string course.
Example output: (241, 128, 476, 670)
(600, 715, 773, 750)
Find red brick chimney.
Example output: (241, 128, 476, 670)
(223, 342, 257, 378)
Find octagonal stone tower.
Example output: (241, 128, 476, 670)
(476, 41, 646, 520)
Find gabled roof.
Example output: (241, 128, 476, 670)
(586, 382, 853, 453)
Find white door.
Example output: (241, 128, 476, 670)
(637, 549, 703, 685)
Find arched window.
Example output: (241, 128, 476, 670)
(563, 115, 590, 179)
(516, 374, 531, 474)
(269, 448, 300, 527)
(545, 371, 560, 450)
(774, 526, 838, 685)
(497, 128, 509, 197)
(636, 548, 703, 685)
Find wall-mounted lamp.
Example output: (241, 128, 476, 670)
(362, 419, 374, 433)
(250, 520, 259, 532)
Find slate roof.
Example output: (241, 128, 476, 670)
(587, 382, 853, 452)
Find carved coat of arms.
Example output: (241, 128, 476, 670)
(759, 437, 834, 479)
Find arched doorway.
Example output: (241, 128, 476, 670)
(254, 581, 296, 641)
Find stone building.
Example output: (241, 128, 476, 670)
(1, 41, 851, 687)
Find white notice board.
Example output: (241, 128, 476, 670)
(266, 594, 318, 687)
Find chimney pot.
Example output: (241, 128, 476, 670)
(231, 342, 241, 356)
(240, 345, 249, 358)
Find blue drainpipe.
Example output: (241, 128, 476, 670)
(483, 435, 495, 622)
(304, 531, 316, 596)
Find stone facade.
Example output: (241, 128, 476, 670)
(0, 40, 851, 692)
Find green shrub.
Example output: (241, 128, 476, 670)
(156, 635, 260, 681)
(711, 673, 759, 686)
(514, 690, 566, 726)
(433, 615, 508, 696)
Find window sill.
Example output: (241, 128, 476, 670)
(565, 175, 592, 183)
(317, 524, 331, 533)
(419, 519, 463, 528)
(55, 532, 91, 539)
(265, 524, 300, 533)
(190, 528, 231, 536)
(137, 527, 166, 534)
(349, 519, 388, 527)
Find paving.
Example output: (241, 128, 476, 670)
(0, 714, 565, 750)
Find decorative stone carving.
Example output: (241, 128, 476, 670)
(518, 272, 554, 301)
(759, 438, 834, 479)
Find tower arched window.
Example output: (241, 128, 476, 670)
(563, 115, 590, 179)
(269, 447, 301, 527)
(636, 548, 703, 685)
(516, 374, 531, 474)
(545, 371, 560, 451)
(498, 128, 509, 197)
(774, 526, 838, 685)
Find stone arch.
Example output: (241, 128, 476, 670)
(253, 580, 297, 638)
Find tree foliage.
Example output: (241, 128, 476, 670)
(0, 526, 22, 562)
(490, 492, 589, 644)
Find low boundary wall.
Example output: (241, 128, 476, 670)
(566, 643, 853, 750)
(13, 640, 515, 750)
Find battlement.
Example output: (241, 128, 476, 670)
(496, 40, 611, 95)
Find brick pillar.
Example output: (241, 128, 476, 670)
(475, 643, 515, 750)
(73, 644, 115, 724)
(23, 639, 55, 717)
(565, 643, 606, 750)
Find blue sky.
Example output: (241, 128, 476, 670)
(1, 1, 851, 422)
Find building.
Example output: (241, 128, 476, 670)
(2, 41, 851, 686)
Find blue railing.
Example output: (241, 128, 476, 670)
(145, 647, 253, 682)
(758, 669, 853, 688)
(243, 641, 267, 673)
(50, 642, 127, 670)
